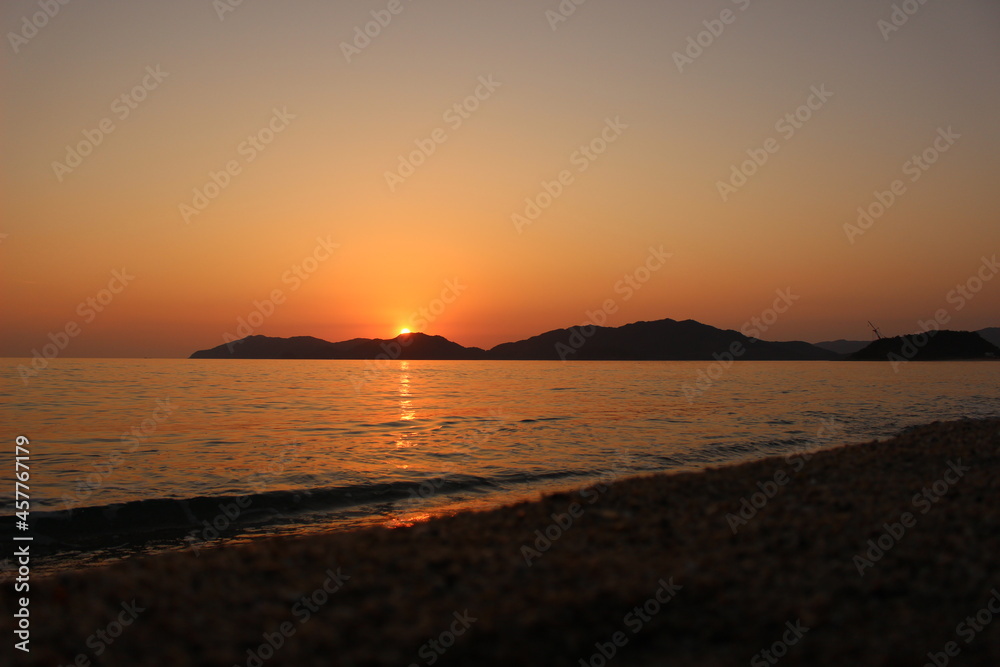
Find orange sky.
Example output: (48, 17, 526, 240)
(2, 0, 999, 357)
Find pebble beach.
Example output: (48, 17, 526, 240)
(7, 418, 1000, 666)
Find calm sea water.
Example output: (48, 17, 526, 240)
(1, 358, 997, 574)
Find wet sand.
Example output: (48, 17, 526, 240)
(8, 418, 1000, 666)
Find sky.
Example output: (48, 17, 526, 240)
(2, 0, 999, 357)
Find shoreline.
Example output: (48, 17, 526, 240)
(8, 418, 1000, 665)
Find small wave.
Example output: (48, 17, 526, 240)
(0, 468, 591, 553)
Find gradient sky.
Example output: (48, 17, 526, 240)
(2, 0, 999, 357)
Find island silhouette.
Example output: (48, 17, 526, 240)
(848, 330, 1000, 362)
(190, 318, 1000, 361)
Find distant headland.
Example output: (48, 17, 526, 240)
(189, 318, 1000, 362)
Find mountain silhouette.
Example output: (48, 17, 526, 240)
(488, 319, 835, 360)
(190, 318, 838, 361)
(190, 333, 485, 360)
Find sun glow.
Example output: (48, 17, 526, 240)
(399, 328, 411, 335)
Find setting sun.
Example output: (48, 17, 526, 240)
(399, 328, 411, 335)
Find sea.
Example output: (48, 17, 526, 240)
(1, 358, 997, 576)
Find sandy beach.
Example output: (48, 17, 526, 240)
(8, 418, 1000, 666)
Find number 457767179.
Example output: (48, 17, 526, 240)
(15, 436, 30, 524)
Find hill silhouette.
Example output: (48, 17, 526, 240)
(849, 330, 1000, 362)
(488, 319, 835, 360)
(190, 333, 485, 360)
(189, 318, 838, 361)
(978, 327, 1000, 348)
(814, 339, 869, 355)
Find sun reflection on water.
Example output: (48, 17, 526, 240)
(395, 361, 416, 450)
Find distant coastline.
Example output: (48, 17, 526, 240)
(189, 317, 1000, 362)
